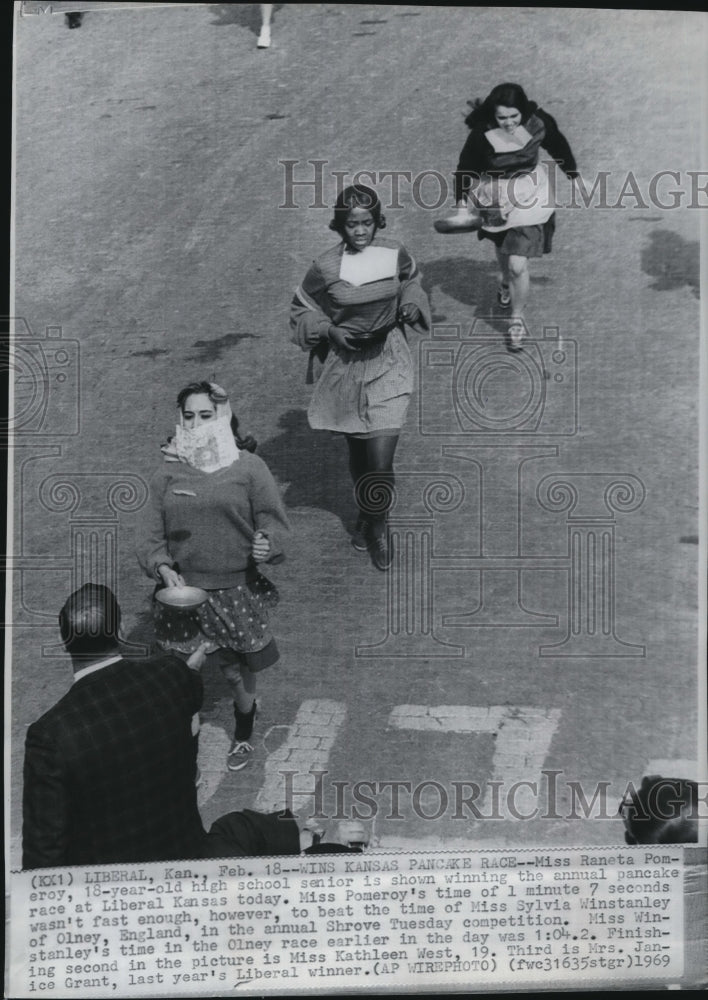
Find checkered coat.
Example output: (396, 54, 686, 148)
(22, 653, 205, 868)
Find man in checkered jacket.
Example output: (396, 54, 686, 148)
(22, 584, 207, 868)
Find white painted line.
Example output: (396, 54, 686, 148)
(255, 699, 346, 812)
(371, 826, 621, 851)
(388, 705, 562, 819)
(492, 708, 561, 818)
(644, 759, 702, 782)
(196, 720, 231, 809)
(389, 705, 504, 732)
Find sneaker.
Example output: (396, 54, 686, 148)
(371, 532, 393, 572)
(508, 320, 526, 351)
(351, 516, 369, 552)
(497, 283, 511, 307)
(227, 740, 254, 771)
(257, 25, 271, 48)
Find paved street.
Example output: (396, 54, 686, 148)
(9, 4, 704, 867)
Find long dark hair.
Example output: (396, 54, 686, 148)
(176, 381, 257, 452)
(329, 184, 387, 237)
(464, 82, 535, 129)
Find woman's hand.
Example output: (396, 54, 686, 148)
(252, 531, 271, 563)
(328, 326, 360, 352)
(398, 303, 421, 324)
(158, 564, 185, 588)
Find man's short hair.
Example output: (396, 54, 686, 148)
(59, 584, 121, 656)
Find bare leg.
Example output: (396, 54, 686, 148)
(506, 253, 530, 348)
(496, 248, 511, 305)
(238, 665, 257, 712)
(507, 253, 530, 320)
(219, 655, 255, 714)
(258, 4, 273, 47)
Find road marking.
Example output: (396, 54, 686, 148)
(196, 720, 231, 809)
(389, 705, 504, 732)
(255, 699, 347, 812)
(644, 759, 702, 782)
(197, 701, 562, 821)
(388, 704, 562, 818)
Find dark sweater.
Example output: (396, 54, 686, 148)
(454, 105, 578, 203)
(137, 452, 289, 589)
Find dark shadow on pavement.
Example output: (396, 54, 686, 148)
(186, 332, 259, 365)
(257, 408, 354, 527)
(131, 348, 169, 359)
(422, 256, 556, 336)
(209, 4, 284, 33)
(422, 257, 508, 334)
(423, 256, 553, 306)
(422, 256, 496, 311)
(641, 229, 700, 298)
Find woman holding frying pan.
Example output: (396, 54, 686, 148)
(137, 380, 289, 772)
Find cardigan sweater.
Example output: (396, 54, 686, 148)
(290, 235, 430, 351)
(137, 452, 289, 589)
(454, 105, 578, 203)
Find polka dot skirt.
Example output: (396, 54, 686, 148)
(154, 570, 279, 655)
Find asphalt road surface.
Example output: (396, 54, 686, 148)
(9, 4, 704, 866)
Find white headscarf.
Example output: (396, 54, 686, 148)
(162, 382, 239, 472)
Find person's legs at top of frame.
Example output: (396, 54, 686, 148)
(257, 4, 273, 48)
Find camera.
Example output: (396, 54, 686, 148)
(3, 319, 81, 436)
(418, 321, 577, 436)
